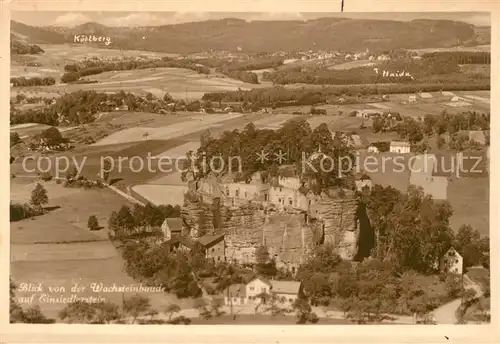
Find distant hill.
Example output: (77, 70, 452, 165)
(10, 33, 45, 55)
(11, 18, 489, 53)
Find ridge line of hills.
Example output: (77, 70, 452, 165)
(11, 18, 490, 54)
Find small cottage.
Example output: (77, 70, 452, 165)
(223, 277, 303, 307)
(390, 141, 411, 154)
(161, 218, 184, 241)
(197, 233, 226, 262)
(440, 247, 463, 275)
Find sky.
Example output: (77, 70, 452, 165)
(11, 11, 491, 28)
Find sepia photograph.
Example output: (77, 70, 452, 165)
(7, 9, 492, 329)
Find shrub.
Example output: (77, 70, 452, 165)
(39, 172, 53, 181)
(88, 215, 100, 231)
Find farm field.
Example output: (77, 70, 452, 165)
(447, 176, 489, 236)
(92, 113, 245, 146)
(409, 45, 491, 54)
(10, 180, 132, 244)
(190, 314, 353, 325)
(148, 171, 186, 185)
(10, 44, 179, 79)
(11, 257, 190, 319)
(131, 184, 188, 206)
(12, 65, 266, 101)
(10, 123, 78, 139)
(328, 59, 376, 70)
(153, 141, 201, 159)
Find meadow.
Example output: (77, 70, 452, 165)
(10, 179, 191, 318)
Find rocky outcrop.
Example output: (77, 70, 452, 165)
(310, 193, 360, 260)
(181, 187, 370, 265)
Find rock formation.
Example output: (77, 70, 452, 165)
(180, 187, 370, 265)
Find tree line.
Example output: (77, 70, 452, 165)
(10, 76, 56, 87)
(61, 57, 210, 83)
(10, 90, 179, 126)
(421, 51, 491, 65)
(261, 57, 487, 86)
(202, 82, 489, 109)
(181, 119, 357, 194)
(10, 40, 44, 55)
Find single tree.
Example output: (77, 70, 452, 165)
(292, 298, 319, 324)
(87, 215, 100, 231)
(30, 182, 48, 212)
(123, 294, 151, 324)
(59, 301, 97, 324)
(164, 304, 181, 322)
(94, 301, 121, 324)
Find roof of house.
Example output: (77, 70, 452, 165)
(445, 247, 462, 257)
(225, 284, 246, 297)
(270, 280, 302, 295)
(163, 218, 184, 232)
(197, 233, 225, 248)
(390, 141, 411, 147)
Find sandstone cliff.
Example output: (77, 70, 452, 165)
(180, 188, 370, 265)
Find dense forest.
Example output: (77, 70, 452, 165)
(10, 37, 45, 55)
(10, 76, 56, 87)
(10, 90, 173, 125)
(263, 53, 490, 86)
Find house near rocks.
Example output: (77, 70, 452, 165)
(162, 229, 226, 262)
(187, 147, 369, 265)
(390, 141, 411, 154)
(161, 218, 185, 241)
(223, 276, 304, 307)
(440, 247, 463, 275)
(197, 233, 226, 262)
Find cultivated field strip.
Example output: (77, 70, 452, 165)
(92, 113, 245, 146)
(11, 242, 117, 262)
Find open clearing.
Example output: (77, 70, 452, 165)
(131, 184, 188, 206)
(10, 177, 191, 318)
(447, 176, 489, 236)
(10, 180, 132, 244)
(11, 257, 191, 319)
